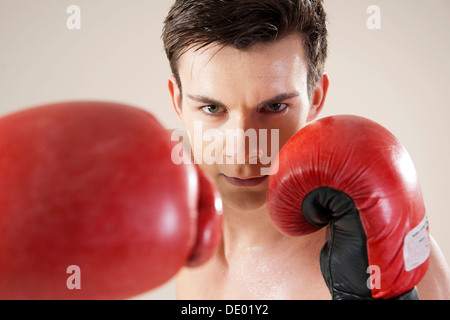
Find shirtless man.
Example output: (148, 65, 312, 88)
(162, 0, 450, 299)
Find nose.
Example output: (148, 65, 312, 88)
(224, 112, 261, 164)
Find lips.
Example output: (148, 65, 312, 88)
(221, 174, 268, 187)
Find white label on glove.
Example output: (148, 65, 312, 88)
(403, 216, 431, 272)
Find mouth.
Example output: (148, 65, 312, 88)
(221, 174, 268, 187)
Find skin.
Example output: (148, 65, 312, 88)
(168, 33, 450, 299)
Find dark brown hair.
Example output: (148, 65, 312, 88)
(162, 0, 328, 100)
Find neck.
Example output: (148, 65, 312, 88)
(219, 202, 285, 257)
(216, 201, 327, 267)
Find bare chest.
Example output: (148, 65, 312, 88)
(177, 243, 330, 300)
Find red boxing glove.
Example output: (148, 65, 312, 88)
(267, 115, 430, 299)
(0, 101, 222, 299)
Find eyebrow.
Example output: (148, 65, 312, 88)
(186, 91, 300, 109)
(256, 92, 300, 109)
(186, 94, 227, 110)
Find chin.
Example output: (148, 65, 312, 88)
(221, 189, 267, 212)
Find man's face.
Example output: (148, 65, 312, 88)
(170, 34, 325, 212)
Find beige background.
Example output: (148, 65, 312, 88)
(1, 0, 449, 299)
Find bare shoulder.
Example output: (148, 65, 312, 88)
(175, 255, 224, 300)
(176, 267, 202, 299)
(417, 235, 450, 299)
(175, 268, 196, 299)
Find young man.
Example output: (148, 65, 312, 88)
(162, 0, 450, 299)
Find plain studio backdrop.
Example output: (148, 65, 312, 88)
(0, 1, 449, 299)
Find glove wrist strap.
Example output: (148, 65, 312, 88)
(393, 287, 420, 300)
(331, 287, 420, 300)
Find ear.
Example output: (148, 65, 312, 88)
(168, 75, 184, 124)
(307, 72, 330, 122)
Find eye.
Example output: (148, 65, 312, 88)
(262, 103, 288, 113)
(201, 105, 225, 115)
